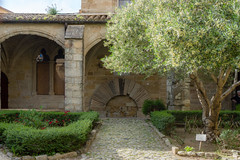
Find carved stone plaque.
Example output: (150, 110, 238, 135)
(65, 25, 84, 39)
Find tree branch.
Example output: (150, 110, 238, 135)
(218, 68, 224, 81)
(190, 72, 211, 107)
(221, 81, 240, 100)
(211, 73, 217, 84)
(222, 67, 232, 87)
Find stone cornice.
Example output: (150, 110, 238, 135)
(0, 13, 111, 24)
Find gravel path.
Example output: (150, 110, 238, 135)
(80, 118, 202, 160)
(0, 149, 10, 160)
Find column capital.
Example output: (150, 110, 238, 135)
(65, 25, 85, 39)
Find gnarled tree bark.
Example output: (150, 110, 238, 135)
(190, 68, 240, 141)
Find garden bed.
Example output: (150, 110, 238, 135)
(0, 110, 99, 157)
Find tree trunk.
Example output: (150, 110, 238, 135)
(203, 102, 221, 141)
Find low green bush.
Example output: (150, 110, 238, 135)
(17, 109, 48, 129)
(142, 99, 166, 115)
(167, 110, 202, 123)
(236, 104, 240, 111)
(0, 110, 99, 127)
(0, 110, 99, 156)
(0, 110, 20, 123)
(167, 110, 240, 126)
(217, 129, 240, 150)
(151, 111, 175, 134)
(3, 119, 92, 156)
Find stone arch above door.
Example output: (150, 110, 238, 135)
(89, 78, 150, 117)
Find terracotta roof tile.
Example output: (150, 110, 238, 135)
(0, 13, 111, 24)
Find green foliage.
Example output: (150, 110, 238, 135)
(0, 110, 99, 155)
(184, 146, 194, 152)
(103, 0, 240, 76)
(0, 110, 20, 123)
(167, 110, 240, 128)
(217, 129, 240, 150)
(236, 104, 240, 111)
(0, 123, 18, 143)
(0, 110, 99, 156)
(45, 4, 60, 15)
(78, 111, 99, 123)
(167, 110, 202, 123)
(17, 109, 48, 129)
(150, 111, 175, 134)
(142, 99, 166, 115)
(0, 110, 99, 127)
(3, 120, 92, 156)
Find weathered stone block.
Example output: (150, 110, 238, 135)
(187, 151, 196, 157)
(22, 155, 35, 160)
(177, 151, 187, 156)
(65, 25, 84, 39)
(72, 40, 83, 50)
(194, 152, 204, 157)
(61, 152, 78, 158)
(35, 155, 47, 160)
(65, 54, 73, 60)
(172, 147, 179, 155)
(205, 152, 218, 158)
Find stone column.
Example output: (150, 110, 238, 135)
(49, 61, 55, 95)
(182, 78, 191, 111)
(64, 25, 84, 112)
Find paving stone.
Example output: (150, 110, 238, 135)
(22, 155, 35, 160)
(7, 152, 13, 157)
(35, 155, 47, 160)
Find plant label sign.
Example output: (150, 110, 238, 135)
(196, 134, 207, 141)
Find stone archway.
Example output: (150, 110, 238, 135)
(106, 95, 138, 117)
(89, 78, 150, 117)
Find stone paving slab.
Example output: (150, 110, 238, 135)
(76, 118, 212, 160)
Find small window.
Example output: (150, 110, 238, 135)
(119, 0, 131, 7)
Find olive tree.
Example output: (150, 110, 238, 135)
(103, 0, 240, 140)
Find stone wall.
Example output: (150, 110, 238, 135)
(84, 41, 167, 117)
(81, 0, 118, 13)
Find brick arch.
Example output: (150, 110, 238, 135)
(90, 78, 150, 113)
(0, 29, 64, 48)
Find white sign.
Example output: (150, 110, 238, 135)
(196, 134, 207, 141)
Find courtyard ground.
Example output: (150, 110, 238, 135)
(76, 118, 215, 160)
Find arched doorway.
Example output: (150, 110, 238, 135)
(89, 78, 150, 117)
(106, 95, 137, 117)
(1, 72, 8, 109)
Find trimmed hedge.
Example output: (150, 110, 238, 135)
(142, 99, 166, 115)
(167, 110, 240, 123)
(0, 110, 20, 123)
(0, 110, 99, 156)
(0, 110, 99, 125)
(3, 120, 92, 156)
(151, 111, 175, 134)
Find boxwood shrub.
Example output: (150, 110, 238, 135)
(3, 120, 92, 156)
(0, 110, 99, 156)
(142, 99, 166, 115)
(167, 110, 240, 124)
(151, 111, 175, 134)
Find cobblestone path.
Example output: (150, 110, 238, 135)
(81, 118, 182, 160)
